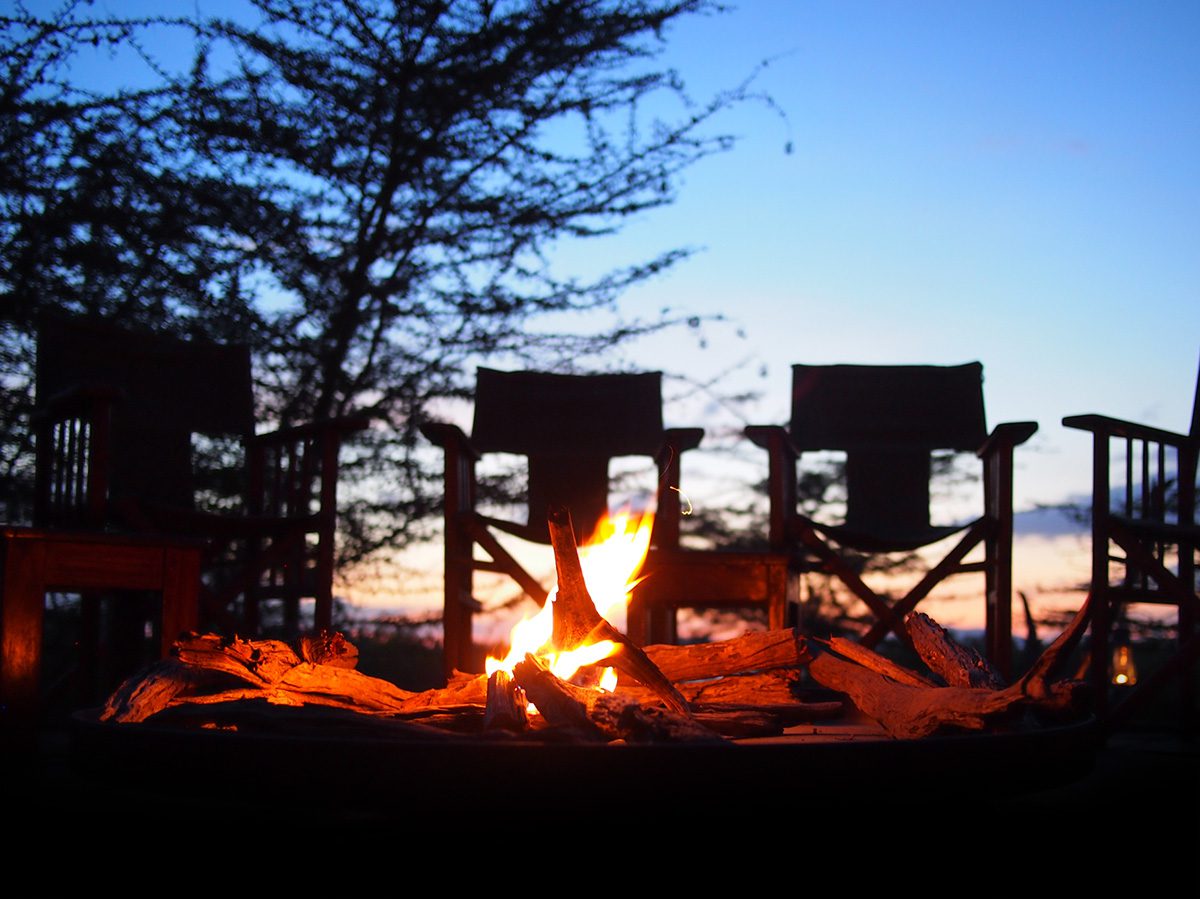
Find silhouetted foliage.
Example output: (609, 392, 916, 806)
(1, 0, 766, 567)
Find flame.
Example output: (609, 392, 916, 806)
(598, 667, 619, 692)
(485, 507, 653, 691)
(545, 640, 620, 681)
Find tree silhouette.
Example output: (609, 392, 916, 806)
(1, 0, 767, 567)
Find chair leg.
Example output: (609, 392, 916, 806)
(795, 527, 902, 645)
(859, 522, 989, 649)
(648, 606, 677, 645)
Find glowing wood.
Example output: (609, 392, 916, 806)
(905, 612, 1006, 689)
(483, 669, 529, 732)
(101, 632, 486, 723)
(512, 653, 725, 744)
(809, 599, 1096, 739)
(100, 629, 820, 729)
(97, 601, 1094, 744)
(642, 629, 810, 683)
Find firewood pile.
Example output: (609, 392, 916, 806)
(100, 507, 1093, 745)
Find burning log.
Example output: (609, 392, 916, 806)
(512, 654, 726, 744)
(546, 504, 689, 714)
(100, 627, 819, 731)
(510, 654, 605, 740)
(484, 670, 529, 732)
(97, 589, 1091, 746)
(905, 612, 1006, 688)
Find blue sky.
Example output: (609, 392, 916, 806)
(21, 1, 1199, 619)
(575, 1, 1200, 514)
(38, 0, 1199, 512)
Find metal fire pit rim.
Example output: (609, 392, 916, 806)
(66, 709, 1101, 818)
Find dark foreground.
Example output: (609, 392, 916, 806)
(3, 711, 1196, 897)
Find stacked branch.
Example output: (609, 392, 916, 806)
(512, 654, 727, 744)
(100, 626, 820, 740)
(102, 633, 489, 725)
(807, 596, 1093, 739)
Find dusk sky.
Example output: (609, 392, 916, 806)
(49, 0, 1200, 511)
(578, 0, 1200, 517)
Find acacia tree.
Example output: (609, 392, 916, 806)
(0, 6, 271, 516)
(1, 0, 761, 567)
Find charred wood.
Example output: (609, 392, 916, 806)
(512, 654, 724, 744)
(511, 654, 607, 741)
(484, 669, 529, 732)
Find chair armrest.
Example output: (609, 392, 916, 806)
(251, 414, 369, 449)
(744, 424, 801, 459)
(420, 421, 480, 461)
(976, 421, 1038, 458)
(659, 427, 704, 458)
(651, 428, 703, 550)
(1063, 413, 1193, 448)
(744, 425, 802, 548)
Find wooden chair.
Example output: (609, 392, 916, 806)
(32, 314, 365, 638)
(1063, 359, 1198, 731)
(746, 363, 1037, 677)
(422, 367, 788, 677)
(1, 525, 201, 734)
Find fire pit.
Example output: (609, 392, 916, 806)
(78, 505, 1101, 829)
(67, 705, 1098, 823)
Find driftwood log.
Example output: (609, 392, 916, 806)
(102, 632, 488, 724)
(101, 625, 819, 738)
(512, 654, 726, 744)
(906, 611, 1006, 688)
(808, 596, 1094, 739)
(99, 501, 1094, 746)
(643, 628, 810, 682)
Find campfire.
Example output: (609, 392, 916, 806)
(100, 505, 1092, 745)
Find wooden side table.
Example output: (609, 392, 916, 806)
(1, 527, 201, 729)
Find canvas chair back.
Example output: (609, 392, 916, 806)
(36, 314, 254, 513)
(470, 367, 664, 542)
(790, 363, 988, 545)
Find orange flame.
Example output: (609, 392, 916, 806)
(485, 507, 653, 693)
